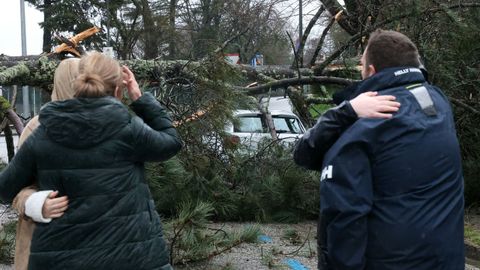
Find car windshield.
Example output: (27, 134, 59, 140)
(234, 116, 266, 133)
(272, 116, 303, 134)
(234, 115, 303, 134)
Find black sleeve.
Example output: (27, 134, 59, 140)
(0, 139, 36, 203)
(129, 93, 183, 162)
(293, 101, 357, 171)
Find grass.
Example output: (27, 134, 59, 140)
(465, 223, 480, 246)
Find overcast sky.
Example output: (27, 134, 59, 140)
(0, 1, 344, 56)
(0, 1, 43, 56)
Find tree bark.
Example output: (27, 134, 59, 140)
(6, 109, 24, 136)
(240, 65, 314, 81)
(43, 0, 53, 53)
(138, 0, 159, 59)
(169, 0, 178, 59)
(239, 76, 354, 95)
(4, 125, 15, 162)
(0, 56, 196, 87)
(320, 0, 357, 35)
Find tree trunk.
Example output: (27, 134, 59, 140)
(320, 0, 357, 35)
(168, 0, 178, 59)
(43, 0, 53, 53)
(6, 109, 24, 136)
(140, 0, 158, 59)
(4, 125, 15, 162)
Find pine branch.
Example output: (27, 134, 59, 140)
(314, 2, 480, 74)
(238, 76, 354, 95)
(450, 98, 480, 116)
(305, 96, 334, 105)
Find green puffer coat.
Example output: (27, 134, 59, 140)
(0, 93, 182, 270)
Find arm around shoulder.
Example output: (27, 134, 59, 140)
(12, 185, 37, 217)
(0, 139, 37, 203)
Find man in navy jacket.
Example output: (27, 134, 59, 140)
(295, 30, 464, 269)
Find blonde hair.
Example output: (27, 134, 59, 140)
(74, 52, 122, 98)
(51, 58, 80, 101)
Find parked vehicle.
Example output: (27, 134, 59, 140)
(225, 108, 306, 149)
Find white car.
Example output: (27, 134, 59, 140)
(225, 109, 306, 149)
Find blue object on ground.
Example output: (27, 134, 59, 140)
(257, 234, 273, 243)
(284, 258, 309, 270)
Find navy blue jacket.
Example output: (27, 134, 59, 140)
(316, 67, 464, 269)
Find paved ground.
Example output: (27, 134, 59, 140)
(0, 214, 479, 269)
(173, 222, 479, 270)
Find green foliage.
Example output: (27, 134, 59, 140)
(0, 97, 12, 116)
(231, 142, 319, 222)
(415, 6, 480, 205)
(138, 55, 319, 223)
(260, 247, 282, 269)
(465, 224, 480, 247)
(282, 228, 302, 245)
(463, 159, 480, 206)
(0, 64, 30, 86)
(309, 103, 333, 119)
(25, 0, 100, 52)
(147, 139, 319, 223)
(165, 201, 260, 265)
(0, 221, 16, 264)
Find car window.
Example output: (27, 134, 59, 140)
(234, 116, 266, 133)
(272, 116, 303, 134)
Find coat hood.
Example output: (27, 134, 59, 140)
(353, 67, 427, 98)
(39, 97, 130, 148)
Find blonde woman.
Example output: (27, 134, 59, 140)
(12, 58, 77, 270)
(0, 52, 181, 270)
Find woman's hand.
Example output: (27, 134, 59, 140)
(350, 91, 401, 118)
(42, 191, 69, 219)
(122, 66, 142, 101)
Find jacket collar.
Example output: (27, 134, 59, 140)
(353, 67, 427, 97)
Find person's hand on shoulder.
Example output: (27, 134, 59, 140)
(350, 91, 400, 118)
(122, 66, 142, 102)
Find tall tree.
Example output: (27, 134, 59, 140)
(26, 0, 97, 52)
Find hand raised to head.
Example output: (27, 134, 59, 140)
(122, 66, 142, 101)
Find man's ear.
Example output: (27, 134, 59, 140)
(367, 64, 377, 77)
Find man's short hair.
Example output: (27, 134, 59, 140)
(365, 29, 420, 72)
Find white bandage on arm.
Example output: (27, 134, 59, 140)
(25, 190, 54, 223)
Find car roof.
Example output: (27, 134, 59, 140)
(260, 96, 294, 113)
(233, 109, 299, 117)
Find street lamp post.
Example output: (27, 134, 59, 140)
(20, 0, 31, 119)
(299, 0, 303, 42)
